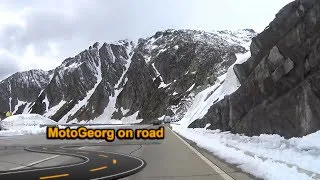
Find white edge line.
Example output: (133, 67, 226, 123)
(168, 127, 235, 180)
(9, 155, 61, 170)
(5, 147, 145, 179)
(5, 145, 90, 173)
(9, 145, 88, 171)
(1, 150, 90, 175)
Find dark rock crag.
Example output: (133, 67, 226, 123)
(0, 70, 52, 115)
(190, 0, 320, 138)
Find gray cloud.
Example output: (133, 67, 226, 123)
(0, 53, 20, 80)
(0, 0, 294, 81)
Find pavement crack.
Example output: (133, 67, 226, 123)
(23, 156, 60, 168)
(0, 160, 28, 167)
(129, 145, 143, 155)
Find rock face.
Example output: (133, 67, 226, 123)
(115, 29, 254, 123)
(0, 29, 255, 123)
(190, 0, 320, 138)
(30, 41, 134, 123)
(0, 70, 52, 117)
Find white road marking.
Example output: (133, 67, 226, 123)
(4, 125, 120, 171)
(1, 148, 90, 175)
(9, 155, 60, 170)
(10, 146, 88, 170)
(168, 127, 235, 180)
(2, 149, 145, 180)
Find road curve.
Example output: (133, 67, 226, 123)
(0, 144, 146, 180)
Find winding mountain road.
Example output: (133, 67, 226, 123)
(0, 144, 146, 180)
(0, 125, 254, 180)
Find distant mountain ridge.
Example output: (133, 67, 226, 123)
(0, 29, 256, 125)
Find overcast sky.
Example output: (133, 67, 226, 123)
(0, 0, 293, 80)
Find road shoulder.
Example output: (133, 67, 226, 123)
(168, 125, 257, 180)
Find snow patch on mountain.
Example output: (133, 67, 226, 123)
(120, 107, 130, 116)
(63, 62, 83, 72)
(43, 95, 49, 112)
(179, 51, 251, 127)
(187, 83, 195, 92)
(115, 46, 133, 88)
(192, 29, 255, 50)
(23, 103, 32, 114)
(213, 29, 256, 50)
(13, 99, 27, 114)
(121, 111, 143, 124)
(44, 100, 66, 117)
(59, 57, 102, 123)
(93, 46, 138, 123)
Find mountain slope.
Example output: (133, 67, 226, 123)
(30, 41, 135, 123)
(0, 70, 52, 116)
(105, 29, 256, 123)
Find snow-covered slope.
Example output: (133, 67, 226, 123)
(178, 52, 251, 127)
(112, 29, 256, 123)
(212, 29, 256, 51)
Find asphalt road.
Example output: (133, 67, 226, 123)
(0, 125, 254, 180)
(0, 145, 145, 180)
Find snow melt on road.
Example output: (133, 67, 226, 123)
(172, 125, 320, 180)
(0, 114, 57, 136)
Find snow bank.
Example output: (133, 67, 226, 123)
(121, 111, 143, 124)
(172, 125, 320, 180)
(0, 114, 57, 136)
(0, 127, 47, 136)
(179, 52, 251, 127)
(289, 131, 320, 150)
(1, 114, 57, 129)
